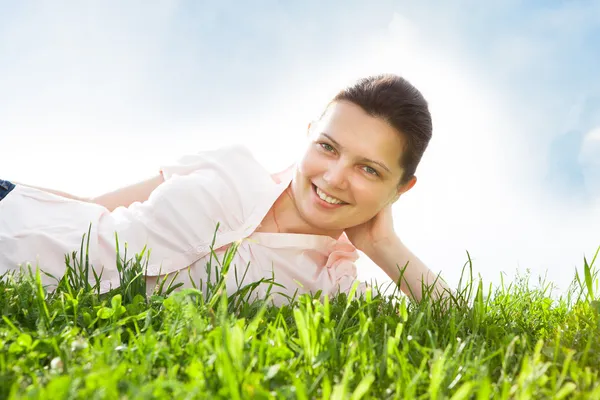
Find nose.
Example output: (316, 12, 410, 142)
(323, 162, 348, 190)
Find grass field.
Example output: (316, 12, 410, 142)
(1, 235, 599, 399)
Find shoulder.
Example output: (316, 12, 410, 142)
(160, 144, 262, 181)
(156, 146, 275, 206)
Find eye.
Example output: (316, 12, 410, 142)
(319, 142, 335, 153)
(363, 166, 379, 177)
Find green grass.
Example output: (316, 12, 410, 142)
(1, 228, 599, 399)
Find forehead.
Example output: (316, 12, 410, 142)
(314, 101, 405, 173)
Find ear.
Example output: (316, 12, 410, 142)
(392, 176, 417, 203)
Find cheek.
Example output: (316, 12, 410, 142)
(354, 187, 387, 210)
(298, 151, 322, 177)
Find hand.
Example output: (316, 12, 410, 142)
(344, 204, 397, 254)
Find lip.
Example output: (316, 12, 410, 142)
(311, 183, 348, 208)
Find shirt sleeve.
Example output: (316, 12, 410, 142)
(140, 144, 273, 277)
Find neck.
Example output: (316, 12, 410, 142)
(274, 186, 344, 239)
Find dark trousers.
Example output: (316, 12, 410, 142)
(0, 179, 16, 202)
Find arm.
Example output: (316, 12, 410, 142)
(12, 182, 90, 202)
(363, 235, 452, 302)
(14, 174, 165, 212)
(90, 174, 165, 211)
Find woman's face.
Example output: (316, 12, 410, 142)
(290, 100, 416, 233)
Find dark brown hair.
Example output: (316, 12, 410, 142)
(329, 74, 433, 186)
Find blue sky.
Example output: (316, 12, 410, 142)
(1, 1, 599, 293)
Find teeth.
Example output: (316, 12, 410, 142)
(315, 186, 344, 204)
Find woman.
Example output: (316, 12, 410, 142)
(0, 74, 450, 305)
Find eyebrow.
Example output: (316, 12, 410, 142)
(322, 133, 392, 174)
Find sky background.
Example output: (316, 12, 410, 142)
(1, 0, 599, 295)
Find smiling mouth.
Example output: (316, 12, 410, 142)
(312, 183, 348, 205)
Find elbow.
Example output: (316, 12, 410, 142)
(88, 197, 117, 212)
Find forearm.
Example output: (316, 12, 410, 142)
(364, 236, 451, 302)
(88, 175, 164, 211)
(13, 174, 164, 212)
(12, 182, 91, 202)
